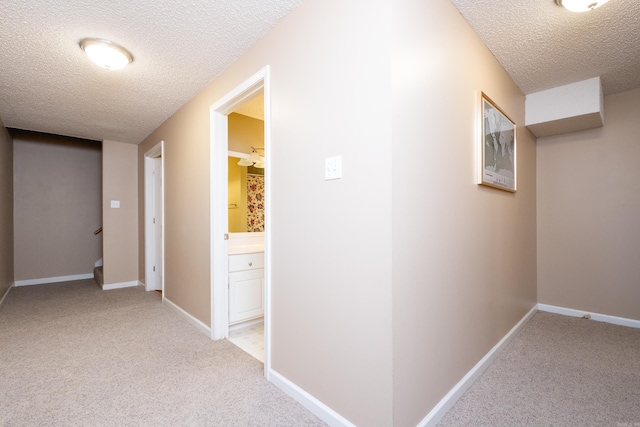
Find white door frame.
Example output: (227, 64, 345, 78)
(210, 66, 271, 377)
(144, 141, 165, 294)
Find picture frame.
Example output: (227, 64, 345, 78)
(479, 92, 517, 192)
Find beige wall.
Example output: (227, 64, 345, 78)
(264, 3, 394, 423)
(103, 140, 138, 285)
(0, 118, 13, 297)
(538, 88, 640, 321)
(137, 101, 211, 322)
(391, 0, 537, 425)
(13, 132, 102, 281)
(137, 0, 393, 424)
(136, 0, 538, 424)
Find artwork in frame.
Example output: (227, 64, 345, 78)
(479, 92, 516, 192)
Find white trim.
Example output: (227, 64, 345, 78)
(102, 280, 139, 290)
(210, 66, 272, 378)
(228, 316, 264, 331)
(537, 303, 640, 329)
(163, 297, 211, 337)
(94, 258, 103, 267)
(14, 273, 94, 287)
(144, 141, 165, 293)
(269, 370, 356, 427)
(262, 68, 272, 380)
(0, 283, 13, 307)
(210, 104, 229, 341)
(417, 305, 538, 427)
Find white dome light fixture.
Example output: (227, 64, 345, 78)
(555, 0, 611, 12)
(79, 38, 133, 70)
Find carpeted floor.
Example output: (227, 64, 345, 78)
(438, 311, 640, 427)
(4, 281, 639, 427)
(0, 280, 326, 427)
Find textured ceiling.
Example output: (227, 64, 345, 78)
(2, 1, 638, 144)
(450, 0, 640, 96)
(0, 0, 302, 144)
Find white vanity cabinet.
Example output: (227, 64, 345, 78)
(228, 252, 264, 325)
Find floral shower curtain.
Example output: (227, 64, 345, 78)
(247, 174, 264, 232)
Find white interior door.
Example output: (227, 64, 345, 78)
(153, 156, 163, 291)
(144, 141, 164, 293)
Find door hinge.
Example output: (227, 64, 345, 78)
(153, 218, 156, 224)
(224, 233, 229, 240)
(153, 266, 156, 272)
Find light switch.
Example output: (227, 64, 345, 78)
(110, 200, 120, 208)
(325, 156, 342, 180)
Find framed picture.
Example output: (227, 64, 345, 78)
(479, 92, 516, 192)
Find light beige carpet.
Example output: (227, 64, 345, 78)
(438, 311, 640, 427)
(0, 280, 325, 427)
(5, 281, 639, 426)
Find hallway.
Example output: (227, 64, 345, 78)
(0, 280, 324, 426)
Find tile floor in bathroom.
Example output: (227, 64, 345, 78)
(228, 320, 264, 362)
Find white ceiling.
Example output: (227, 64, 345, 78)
(1, 0, 638, 144)
(0, 0, 302, 144)
(450, 0, 640, 96)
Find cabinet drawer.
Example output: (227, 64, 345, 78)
(228, 252, 264, 272)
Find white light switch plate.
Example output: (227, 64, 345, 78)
(110, 200, 120, 208)
(325, 156, 342, 180)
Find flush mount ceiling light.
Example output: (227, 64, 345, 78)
(555, 0, 611, 12)
(237, 147, 265, 169)
(79, 38, 133, 70)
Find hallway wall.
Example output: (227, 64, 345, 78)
(137, 0, 393, 424)
(0, 118, 13, 298)
(103, 140, 138, 286)
(13, 132, 102, 282)
(391, 0, 537, 425)
(136, 0, 537, 425)
(538, 87, 640, 321)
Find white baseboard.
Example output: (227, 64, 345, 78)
(0, 283, 13, 308)
(537, 303, 640, 329)
(269, 370, 355, 427)
(163, 296, 211, 337)
(102, 280, 139, 290)
(14, 273, 94, 287)
(417, 304, 538, 427)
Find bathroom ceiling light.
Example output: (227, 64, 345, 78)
(555, 0, 611, 12)
(237, 147, 265, 169)
(248, 151, 262, 163)
(79, 38, 133, 70)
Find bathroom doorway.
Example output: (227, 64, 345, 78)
(210, 67, 271, 376)
(226, 99, 266, 362)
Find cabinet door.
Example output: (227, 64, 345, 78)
(228, 269, 264, 325)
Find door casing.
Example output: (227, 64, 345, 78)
(210, 66, 271, 377)
(144, 141, 165, 294)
